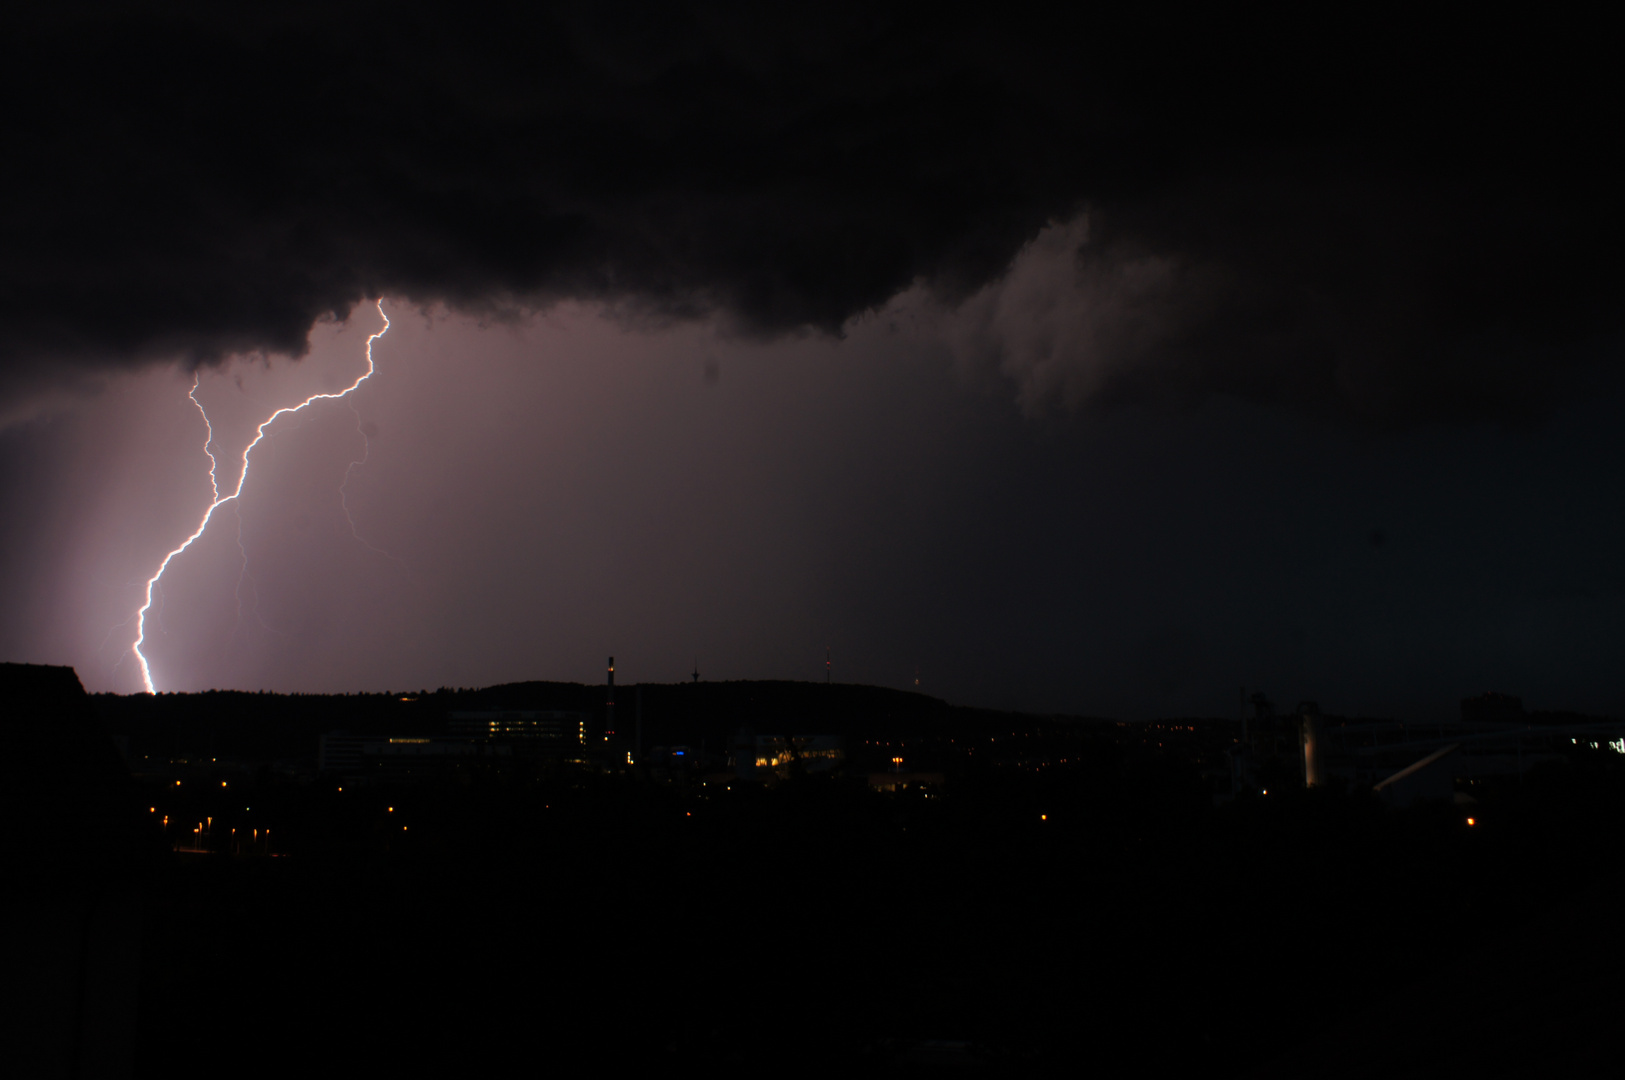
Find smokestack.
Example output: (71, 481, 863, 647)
(1300, 703, 1323, 788)
(605, 656, 615, 744)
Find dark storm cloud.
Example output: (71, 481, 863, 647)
(1, 2, 1619, 421)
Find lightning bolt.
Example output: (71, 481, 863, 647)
(340, 402, 403, 564)
(187, 374, 279, 641)
(189, 373, 221, 501)
(130, 299, 391, 694)
(232, 503, 282, 640)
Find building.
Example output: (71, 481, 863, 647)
(732, 732, 844, 781)
(1224, 693, 1625, 807)
(867, 770, 945, 792)
(318, 732, 511, 783)
(447, 710, 586, 746)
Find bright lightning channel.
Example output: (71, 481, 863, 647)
(130, 300, 391, 694)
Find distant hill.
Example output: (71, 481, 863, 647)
(89, 679, 1108, 763)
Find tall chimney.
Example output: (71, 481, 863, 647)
(1300, 705, 1323, 788)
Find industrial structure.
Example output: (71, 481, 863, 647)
(1228, 692, 1625, 805)
(604, 656, 615, 748)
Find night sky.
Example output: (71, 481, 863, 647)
(1, 5, 1620, 718)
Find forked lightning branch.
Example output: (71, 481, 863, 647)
(130, 300, 392, 693)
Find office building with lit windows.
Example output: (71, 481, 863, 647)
(448, 710, 587, 745)
(317, 732, 511, 782)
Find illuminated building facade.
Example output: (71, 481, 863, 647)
(733, 734, 844, 780)
(448, 710, 586, 746)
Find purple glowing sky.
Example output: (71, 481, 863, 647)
(4, 267, 1624, 719)
(2, 8, 1621, 719)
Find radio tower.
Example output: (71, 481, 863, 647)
(605, 656, 616, 746)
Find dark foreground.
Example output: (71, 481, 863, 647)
(125, 779, 1624, 1077)
(9, 672, 1625, 1076)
